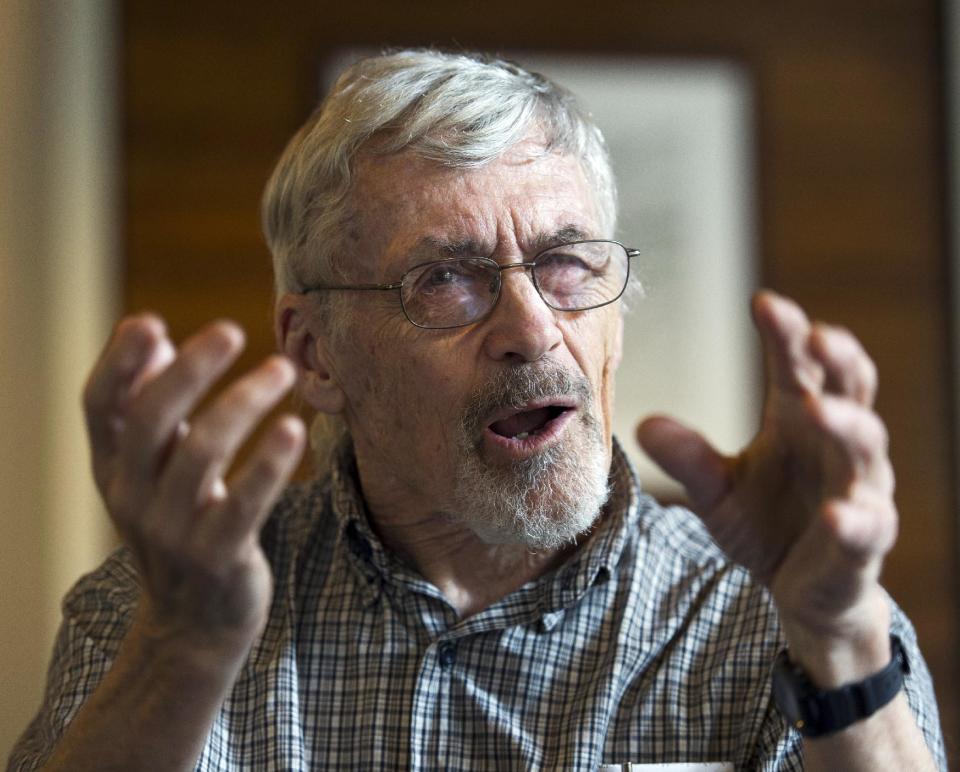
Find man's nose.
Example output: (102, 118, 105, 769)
(480, 265, 563, 362)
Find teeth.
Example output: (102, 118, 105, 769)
(514, 432, 530, 440)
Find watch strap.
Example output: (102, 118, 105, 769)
(774, 634, 908, 738)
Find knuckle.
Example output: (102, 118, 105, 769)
(854, 410, 889, 458)
(881, 460, 896, 496)
(869, 412, 889, 448)
(827, 322, 854, 345)
(884, 504, 899, 548)
(862, 357, 879, 389)
(180, 425, 223, 464)
(831, 323, 855, 343)
(819, 323, 861, 357)
(811, 320, 832, 339)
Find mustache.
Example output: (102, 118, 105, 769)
(460, 364, 594, 437)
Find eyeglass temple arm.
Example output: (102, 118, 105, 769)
(303, 282, 403, 293)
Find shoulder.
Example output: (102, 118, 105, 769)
(622, 495, 783, 648)
(630, 494, 756, 601)
(260, 475, 338, 567)
(636, 495, 731, 567)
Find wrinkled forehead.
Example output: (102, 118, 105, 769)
(344, 143, 603, 278)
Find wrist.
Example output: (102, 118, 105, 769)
(43, 604, 252, 772)
(779, 601, 891, 689)
(772, 634, 908, 739)
(127, 604, 255, 687)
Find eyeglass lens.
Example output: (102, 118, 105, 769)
(399, 241, 629, 329)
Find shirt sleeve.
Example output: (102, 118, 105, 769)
(890, 601, 948, 771)
(6, 550, 139, 772)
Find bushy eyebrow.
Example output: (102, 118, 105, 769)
(410, 225, 591, 262)
(530, 225, 589, 252)
(408, 236, 487, 260)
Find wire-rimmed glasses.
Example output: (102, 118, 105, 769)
(302, 240, 640, 330)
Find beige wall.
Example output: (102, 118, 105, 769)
(0, 0, 117, 758)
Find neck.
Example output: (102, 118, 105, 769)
(376, 512, 579, 618)
(352, 462, 581, 618)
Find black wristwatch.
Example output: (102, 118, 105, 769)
(771, 634, 909, 738)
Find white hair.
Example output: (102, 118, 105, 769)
(261, 48, 618, 296)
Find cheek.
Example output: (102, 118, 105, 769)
(404, 348, 466, 412)
(340, 323, 411, 430)
(364, 331, 468, 439)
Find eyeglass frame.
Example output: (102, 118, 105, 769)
(300, 239, 641, 330)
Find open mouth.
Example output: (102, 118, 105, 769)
(487, 404, 573, 441)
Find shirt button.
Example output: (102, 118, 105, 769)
(437, 641, 457, 669)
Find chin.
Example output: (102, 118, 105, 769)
(452, 442, 612, 552)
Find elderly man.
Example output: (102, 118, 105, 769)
(10, 50, 945, 770)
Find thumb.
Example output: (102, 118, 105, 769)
(636, 415, 730, 509)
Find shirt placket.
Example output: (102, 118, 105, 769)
(400, 588, 456, 770)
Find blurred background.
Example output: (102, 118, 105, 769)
(2, 0, 959, 764)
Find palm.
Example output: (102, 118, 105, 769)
(707, 390, 839, 581)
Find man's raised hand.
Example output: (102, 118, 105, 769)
(82, 315, 306, 665)
(637, 290, 897, 682)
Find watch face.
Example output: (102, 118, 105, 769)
(772, 664, 801, 723)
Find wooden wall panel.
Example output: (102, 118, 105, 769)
(122, 0, 959, 759)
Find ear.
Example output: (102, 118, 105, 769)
(275, 293, 346, 415)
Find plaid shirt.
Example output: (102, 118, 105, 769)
(10, 441, 946, 771)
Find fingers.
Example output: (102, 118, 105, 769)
(753, 291, 878, 406)
(116, 321, 245, 500)
(752, 291, 822, 396)
(807, 393, 895, 497)
(158, 356, 298, 526)
(83, 316, 307, 658)
(636, 415, 730, 509)
(809, 323, 878, 406)
(822, 496, 898, 563)
(753, 289, 890, 495)
(83, 314, 176, 488)
(771, 497, 897, 623)
(204, 414, 306, 551)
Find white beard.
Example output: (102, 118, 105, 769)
(450, 365, 611, 550)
